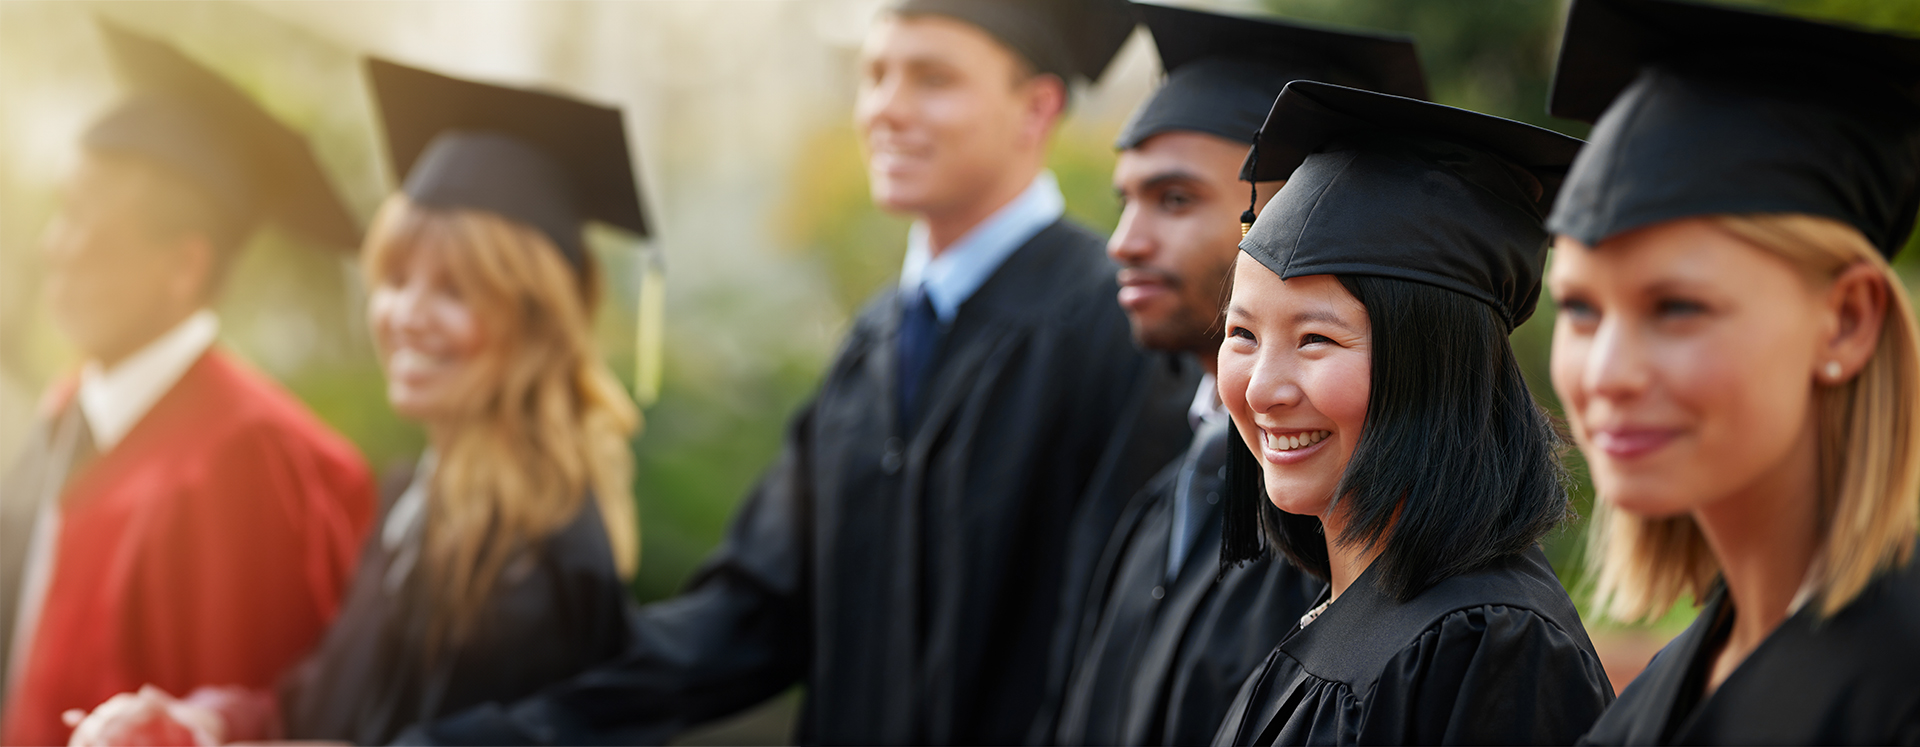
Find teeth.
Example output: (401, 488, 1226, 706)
(1265, 430, 1330, 452)
(390, 349, 449, 372)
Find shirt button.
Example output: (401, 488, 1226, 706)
(1217, 466, 1227, 479)
(881, 438, 904, 474)
(1206, 491, 1219, 505)
(1150, 585, 1165, 601)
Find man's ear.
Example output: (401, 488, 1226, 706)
(167, 232, 220, 308)
(1019, 73, 1068, 150)
(1819, 261, 1891, 383)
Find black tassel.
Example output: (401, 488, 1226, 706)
(1240, 138, 1261, 239)
(1220, 422, 1268, 576)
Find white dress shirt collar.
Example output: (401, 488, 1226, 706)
(77, 310, 219, 451)
(1189, 372, 1227, 432)
(899, 171, 1066, 322)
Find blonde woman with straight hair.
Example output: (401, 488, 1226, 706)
(65, 60, 651, 746)
(1542, 0, 1920, 744)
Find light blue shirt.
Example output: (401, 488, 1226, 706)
(898, 171, 1066, 322)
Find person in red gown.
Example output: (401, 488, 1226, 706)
(62, 56, 650, 747)
(0, 22, 373, 746)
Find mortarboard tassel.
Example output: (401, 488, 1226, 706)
(1240, 139, 1260, 239)
(1219, 420, 1269, 577)
(633, 244, 665, 408)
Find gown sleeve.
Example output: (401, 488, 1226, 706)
(398, 405, 818, 746)
(122, 417, 371, 697)
(1357, 605, 1614, 746)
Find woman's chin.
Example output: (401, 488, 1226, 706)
(1264, 482, 1332, 517)
(1596, 478, 1702, 520)
(386, 386, 457, 425)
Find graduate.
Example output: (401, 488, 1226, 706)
(1209, 82, 1614, 746)
(1033, 5, 1426, 746)
(63, 58, 649, 747)
(0, 23, 374, 746)
(402, 1, 1196, 744)
(1543, 0, 1920, 743)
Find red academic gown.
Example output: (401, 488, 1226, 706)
(0, 349, 373, 746)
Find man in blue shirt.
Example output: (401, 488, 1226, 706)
(407, 1, 1194, 744)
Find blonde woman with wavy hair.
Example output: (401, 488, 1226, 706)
(1539, 0, 1920, 744)
(367, 194, 640, 642)
(65, 60, 651, 746)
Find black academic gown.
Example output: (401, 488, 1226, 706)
(1038, 418, 1323, 746)
(279, 484, 630, 745)
(408, 218, 1193, 746)
(1213, 546, 1613, 747)
(1579, 551, 1920, 746)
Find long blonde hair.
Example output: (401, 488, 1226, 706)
(1590, 213, 1920, 621)
(363, 194, 640, 647)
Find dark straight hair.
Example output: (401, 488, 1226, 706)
(1221, 273, 1570, 601)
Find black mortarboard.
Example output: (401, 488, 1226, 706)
(83, 21, 358, 249)
(1221, 81, 1584, 570)
(889, 0, 1135, 84)
(365, 58, 650, 273)
(1546, 0, 1920, 257)
(1240, 81, 1583, 331)
(1117, 3, 1426, 149)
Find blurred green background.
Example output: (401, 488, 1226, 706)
(2, 0, 1918, 741)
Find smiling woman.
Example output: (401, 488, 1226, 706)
(1543, 0, 1920, 743)
(1208, 80, 1612, 747)
(63, 58, 648, 747)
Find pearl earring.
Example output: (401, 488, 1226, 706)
(1824, 361, 1843, 381)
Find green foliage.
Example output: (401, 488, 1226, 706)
(1262, 0, 1568, 127)
(1050, 122, 1125, 235)
(772, 126, 911, 316)
(626, 343, 824, 602)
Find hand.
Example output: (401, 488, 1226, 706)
(65, 685, 224, 746)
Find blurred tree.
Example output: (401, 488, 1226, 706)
(773, 125, 912, 315)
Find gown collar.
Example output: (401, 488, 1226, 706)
(76, 309, 218, 451)
(1276, 546, 1569, 688)
(899, 171, 1065, 322)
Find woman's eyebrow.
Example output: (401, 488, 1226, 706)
(1642, 277, 1714, 296)
(1290, 308, 1354, 330)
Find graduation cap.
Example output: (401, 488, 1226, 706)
(365, 58, 650, 273)
(1221, 80, 1583, 569)
(367, 59, 663, 405)
(82, 20, 359, 249)
(889, 0, 1135, 84)
(1240, 81, 1583, 331)
(1545, 0, 1920, 257)
(1117, 2, 1427, 150)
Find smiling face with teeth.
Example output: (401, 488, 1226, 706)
(368, 231, 491, 428)
(1219, 259, 1372, 522)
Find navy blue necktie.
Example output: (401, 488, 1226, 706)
(896, 284, 941, 427)
(1167, 418, 1229, 581)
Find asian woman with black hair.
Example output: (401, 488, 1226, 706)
(1208, 81, 1613, 746)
